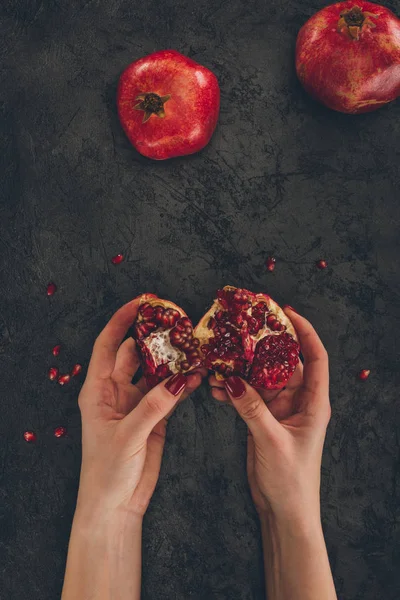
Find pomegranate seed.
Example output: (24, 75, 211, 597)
(316, 259, 328, 270)
(23, 430, 37, 443)
(111, 253, 124, 265)
(58, 373, 71, 386)
(71, 364, 82, 377)
(46, 282, 57, 296)
(358, 369, 370, 380)
(52, 344, 61, 356)
(54, 426, 67, 438)
(48, 367, 59, 381)
(266, 257, 276, 272)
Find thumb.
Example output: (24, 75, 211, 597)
(122, 373, 188, 440)
(224, 376, 279, 439)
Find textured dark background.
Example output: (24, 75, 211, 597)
(1, 0, 400, 598)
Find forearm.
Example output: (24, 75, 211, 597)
(62, 506, 143, 600)
(260, 509, 337, 600)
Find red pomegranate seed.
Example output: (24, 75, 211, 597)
(23, 431, 37, 443)
(48, 367, 59, 381)
(358, 369, 370, 380)
(52, 344, 61, 357)
(266, 257, 276, 272)
(54, 426, 67, 438)
(71, 364, 82, 377)
(46, 282, 57, 296)
(111, 253, 124, 265)
(316, 259, 328, 269)
(58, 374, 71, 386)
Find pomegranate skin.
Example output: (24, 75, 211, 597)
(117, 50, 220, 160)
(296, 1, 400, 114)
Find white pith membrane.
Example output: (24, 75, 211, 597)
(142, 330, 184, 373)
(194, 285, 300, 390)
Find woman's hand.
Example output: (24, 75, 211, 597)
(209, 307, 336, 600)
(76, 298, 204, 521)
(62, 299, 204, 600)
(209, 307, 330, 522)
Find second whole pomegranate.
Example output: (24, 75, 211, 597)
(296, 1, 400, 113)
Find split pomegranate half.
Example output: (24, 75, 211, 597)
(133, 287, 300, 390)
(133, 294, 202, 388)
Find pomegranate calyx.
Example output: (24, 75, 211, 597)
(338, 6, 376, 40)
(134, 93, 171, 123)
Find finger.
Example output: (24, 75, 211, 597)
(209, 374, 225, 388)
(224, 376, 279, 439)
(87, 299, 140, 381)
(164, 371, 204, 419)
(135, 376, 148, 396)
(129, 422, 167, 513)
(285, 360, 303, 390)
(111, 338, 140, 385)
(266, 392, 296, 421)
(211, 386, 230, 403)
(122, 373, 188, 439)
(284, 308, 329, 409)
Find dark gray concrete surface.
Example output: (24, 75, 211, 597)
(1, 1, 399, 598)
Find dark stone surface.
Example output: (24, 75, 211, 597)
(1, 0, 399, 598)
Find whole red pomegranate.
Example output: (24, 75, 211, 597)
(296, 1, 400, 113)
(133, 287, 300, 391)
(117, 50, 220, 159)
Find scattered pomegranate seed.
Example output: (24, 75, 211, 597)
(54, 426, 67, 438)
(58, 373, 71, 386)
(48, 367, 59, 381)
(52, 344, 61, 356)
(23, 431, 37, 443)
(316, 260, 328, 269)
(71, 364, 82, 377)
(111, 253, 124, 265)
(47, 282, 57, 296)
(266, 257, 276, 272)
(358, 369, 370, 380)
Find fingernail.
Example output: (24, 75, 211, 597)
(165, 373, 187, 396)
(224, 376, 246, 398)
(283, 304, 298, 314)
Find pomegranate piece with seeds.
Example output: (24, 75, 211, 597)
(71, 364, 82, 377)
(46, 282, 57, 296)
(48, 367, 59, 381)
(54, 426, 67, 438)
(132, 294, 202, 389)
(111, 253, 124, 265)
(52, 344, 61, 356)
(316, 259, 328, 270)
(58, 374, 71, 386)
(23, 431, 37, 443)
(358, 369, 370, 380)
(195, 286, 300, 390)
(266, 257, 276, 272)
(132, 287, 300, 391)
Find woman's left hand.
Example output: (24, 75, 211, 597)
(76, 298, 205, 521)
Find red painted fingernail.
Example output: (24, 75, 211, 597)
(165, 373, 187, 396)
(224, 376, 246, 398)
(283, 305, 298, 313)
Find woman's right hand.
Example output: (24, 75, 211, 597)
(209, 307, 331, 523)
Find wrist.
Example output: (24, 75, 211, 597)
(258, 502, 322, 539)
(73, 500, 143, 539)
